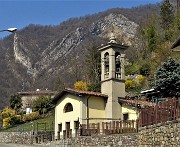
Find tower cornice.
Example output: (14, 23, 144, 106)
(101, 78, 125, 83)
(97, 43, 129, 51)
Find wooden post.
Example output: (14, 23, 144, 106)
(173, 98, 176, 120)
(102, 122, 104, 134)
(97, 123, 100, 134)
(120, 121, 122, 133)
(155, 104, 158, 124)
(110, 121, 112, 134)
(116, 121, 119, 133)
(112, 121, 115, 133)
(136, 119, 139, 133)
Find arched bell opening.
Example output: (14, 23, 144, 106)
(115, 52, 121, 79)
(104, 52, 109, 79)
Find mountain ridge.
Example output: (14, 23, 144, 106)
(0, 4, 160, 109)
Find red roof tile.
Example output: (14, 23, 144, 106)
(119, 98, 156, 107)
(53, 88, 108, 103)
(65, 88, 108, 97)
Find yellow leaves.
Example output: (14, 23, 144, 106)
(1, 107, 23, 128)
(125, 75, 145, 90)
(1, 107, 15, 119)
(74, 81, 88, 91)
(22, 112, 39, 122)
(125, 79, 136, 89)
(3, 117, 11, 128)
(136, 75, 145, 84)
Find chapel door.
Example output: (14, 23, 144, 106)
(66, 122, 71, 138)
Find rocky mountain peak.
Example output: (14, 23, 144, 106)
(0, 4, 159, 108)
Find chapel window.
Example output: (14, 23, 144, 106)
(64, 103, 73, 113)
(123, 113, 129, 121)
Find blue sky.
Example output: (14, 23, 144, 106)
(0, 0, 162, 39)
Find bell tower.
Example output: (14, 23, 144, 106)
(98, 32, 128, 119)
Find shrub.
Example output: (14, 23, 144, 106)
(74, 81, 88, 91)
(125, 64, 139, 75)
(10, 94, 22, 113)
(3, 117, 11, 128)
(11, 115, 22, 124)
(1, 107, 15, 119)
(22, 112, 39, 122)
(32, 96, 54, 115)
(87, 83, 101, 92)
(139, 63, 151, 76)
(136, 75, 145, 84)
(125, 79, 136, 89)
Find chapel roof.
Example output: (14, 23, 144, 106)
(118, 98, 156, 107)
(53, 88, 108, 103)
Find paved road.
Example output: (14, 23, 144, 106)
(0, 143, 52, 147)
(0, 143, 33, 147)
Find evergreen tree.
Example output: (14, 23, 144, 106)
(160, 0, 174, 31)
(145, 16, 158, 52)
(10, 94, 22, 113)
(155, 57, 180, 97)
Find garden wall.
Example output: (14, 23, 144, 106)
(0, 132, 33, 144)
(0, 119, 180, 146)
(57, 133, 139, 146)
(138, 119, 180, 146)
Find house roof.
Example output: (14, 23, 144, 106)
(17, 90, 57, 96)
(118, 98, 156, 107)
(171, 36, 180, 49)
(53, 88, 108, 103)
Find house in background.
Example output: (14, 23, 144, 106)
(170, 36, 180, 51)
(53, 33, 139, 139)
(18, 89, 57, 114)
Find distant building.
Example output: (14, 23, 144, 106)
(18, 89, 57, 114)
(171, 37, 180, 51)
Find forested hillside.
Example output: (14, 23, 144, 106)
(0, 1, 179, 109)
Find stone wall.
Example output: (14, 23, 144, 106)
(139, 119, 180, 146)
(0, 132, 33, 144)
(0, 120, 180, 146)
(56, 133, 139, 147)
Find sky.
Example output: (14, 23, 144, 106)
(0, 0, 162, 39)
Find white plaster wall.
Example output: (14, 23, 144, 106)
(54, 94, 80, 139)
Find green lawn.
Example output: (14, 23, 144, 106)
(0, 115, 55, 132)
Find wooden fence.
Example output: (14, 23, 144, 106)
(79, 120, 138, 136)
(139, 98, 180, 127)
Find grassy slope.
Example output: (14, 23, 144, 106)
(0, 115, 55, 132)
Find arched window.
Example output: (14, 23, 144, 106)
(115, 52, 121, 78)
(104, 52, 109, 78)
(64, 103, 73, 113)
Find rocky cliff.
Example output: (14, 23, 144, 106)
(0, 4, 159, 108)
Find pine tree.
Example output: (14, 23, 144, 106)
(155, 57, 180, 97)
(10, 94, 22, 113)
(160, 0, 174, 30)
(145, 16, 158, 52)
